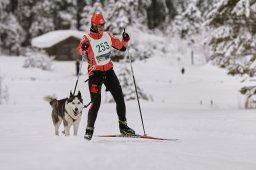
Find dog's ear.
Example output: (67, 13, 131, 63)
(78, 91, 81, 97)
(70, 91, 73, 97)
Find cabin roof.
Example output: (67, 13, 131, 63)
(31, 30, 85, 48)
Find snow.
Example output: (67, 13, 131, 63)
(232, 0, 250, 17)
(0, 55, 256, 170)
(31, 30, 85, 48)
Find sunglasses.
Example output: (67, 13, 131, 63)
(97, 24, 105, 28)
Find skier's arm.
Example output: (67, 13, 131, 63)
(77, 35, 90, 58)
(107, 32, 129, 52)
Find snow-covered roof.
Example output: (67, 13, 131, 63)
(31, 30, 85, 48)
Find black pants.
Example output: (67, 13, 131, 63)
(87, 69, 126, 128)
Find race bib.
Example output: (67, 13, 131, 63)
(87, 32, 112, 65)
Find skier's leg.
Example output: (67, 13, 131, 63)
(87, 74, 102, 128)
(104, 69, 135, 135)
(85, 73, 102, 140)
(104, 69, 126, 121)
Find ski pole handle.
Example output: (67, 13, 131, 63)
(122, 28, 130, 41)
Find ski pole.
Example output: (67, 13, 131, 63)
(73, 54, 87, 95)
(126, 43, 147, 135)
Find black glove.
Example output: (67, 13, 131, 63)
(122, 32, 130, 42)
(81, 41, 89, 51)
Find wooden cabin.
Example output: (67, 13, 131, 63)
(31, 30, 85, 60)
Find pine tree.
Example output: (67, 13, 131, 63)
(80, 0, 105, 32)
(0, 0, 25, 55)
(107, 61, 149, 102)
(106, 0, 132, 34)
(51, 0, 77, 30)
(0, 0, 9, 52)
(106, 0, 154, 34)
(23, 48, 53, 71)
(76, 0, 87, 30)
(206, 0, 256, 76)
(16, 0, 38, 46)
(79, 0, 92, 32)
(15, 0, 77, 46)
(170, 0, 203, 39)
(29, 0, 55, 38)
(0, 76, 3, 105)
(148, 0, 176, 30)
(0, 76, 9, 104)
(196, 0, 219, 19)
(136, 0, 152, 27)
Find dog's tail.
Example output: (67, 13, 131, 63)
(43, 95, 57, 107)
(44, 95, 59, 124)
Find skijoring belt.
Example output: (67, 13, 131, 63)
(94, 63, 113, 71)
(89, 61, 113, 73)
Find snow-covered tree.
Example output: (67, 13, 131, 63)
(0, 0, 9, 19)
(206, 0, 256, 76)
(136, 0, 152, 27)
(16, 0, 53, 45)
(105, 0, 131, 34)
(240, 86, 256, 109)
(80, 0, 105, 32)
(106, 0, 152, 34)
(76, 0, 87, 30)
(52, 0, 77, 30)
(107, 61, 149, 102)
(0, 0, 25, 55)
(170, 0, 203, 39)
(196, 0, 219, 19)
(148, 0, 176, 30)
(29, 0, 55, 37)
(15, 0, 77, 46)
(23, 48, 54, 71)
(79, 0, 92, 32)
(16, 0, 38, 46)
(0, 76, 9, 104)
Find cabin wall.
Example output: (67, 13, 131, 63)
(45, 37, 81, 61)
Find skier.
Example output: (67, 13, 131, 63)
(181, 67, 185, 75)
(75, 59, 80, 76)
(78, 13, 135, 140)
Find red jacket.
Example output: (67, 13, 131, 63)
(78, 31, 128, 75)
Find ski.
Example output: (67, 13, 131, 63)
(97, 134, 178, 141)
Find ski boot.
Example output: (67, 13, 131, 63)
(84, 127, 94, 140)
(119, 120, 135, 136)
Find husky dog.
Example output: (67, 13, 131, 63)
(44, 91, 83, 136)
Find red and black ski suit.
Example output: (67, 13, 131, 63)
(78, 29, 129, 128)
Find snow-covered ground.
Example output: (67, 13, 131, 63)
(0, 56, 256, 170)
